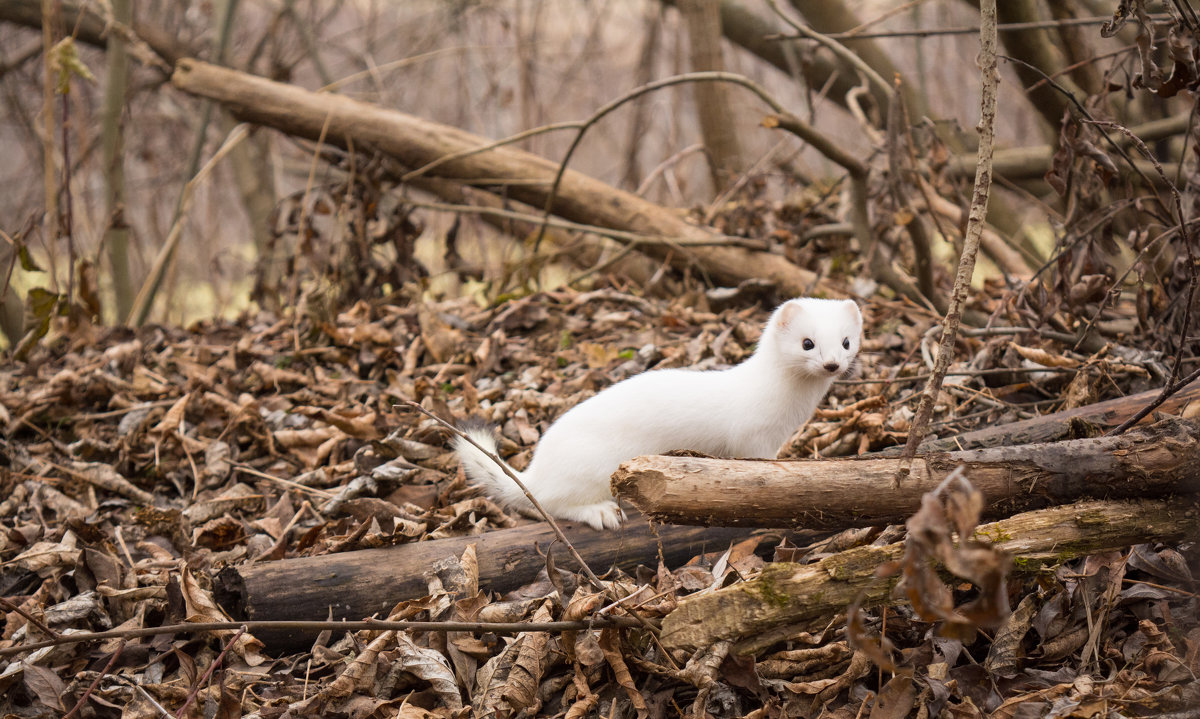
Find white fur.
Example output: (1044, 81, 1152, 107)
(453, 297, 863, 530)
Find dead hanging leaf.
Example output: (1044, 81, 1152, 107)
(899, 466, 1011, 637)
(151, 393, 191, 435)
(68, 460, 157, 506)
(579, 342, 622, 369)
(203, 441, 234, 484)
(561, 589, 604, 662)
(418, 302, 464, 363)
(846, 602, 897, 673)
(182, 483, 262, 524)
(192, 515, 247, 549)
(298, 407, 383, 440)
(323, 629, 396, 699)
(43, 590, 103, 625)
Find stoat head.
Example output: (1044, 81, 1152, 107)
(766, 298, 863, 379)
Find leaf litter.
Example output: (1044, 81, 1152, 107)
(0, 281, 1197, 718)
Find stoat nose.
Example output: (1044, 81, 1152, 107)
(823, 361, 841, 374)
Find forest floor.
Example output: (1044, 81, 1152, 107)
(1, 280, 1198, 718)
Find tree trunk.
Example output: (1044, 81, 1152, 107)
(681, 0, 747, 191)
(613, 418, 1200, 528)
(660, 498, 1200, 651)
(170, 59, 826, 297)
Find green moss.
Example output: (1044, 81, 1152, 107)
(974, 527, 1013, 543)
(750, 567, 793, 609)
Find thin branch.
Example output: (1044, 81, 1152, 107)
(175, 626, 244, 718)
(1108, 367, 1200, 435)
(399, 401, 607, 592)
(401, 121, 581, 183)
(901, 0, 1000, 463)
(61, 640, 125, 719)
(0, 617, 647, 659)
(763, 0, 891, 101)
(530, 71, 789, 254)
(1084, 119, 1197, 388)
(0, 596, 59, 639)
(782, 13, 1176, 41)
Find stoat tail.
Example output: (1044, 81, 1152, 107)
(451, 423, 535, 513)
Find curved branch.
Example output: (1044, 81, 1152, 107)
(531, 70, 791, 252)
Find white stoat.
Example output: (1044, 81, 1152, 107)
(453, 297, 862, 530)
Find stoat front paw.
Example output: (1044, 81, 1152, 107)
(566, 501, 625, 530)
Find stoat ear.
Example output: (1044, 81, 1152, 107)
(776, 300, 804, 331)
(842, 300, 863, 328)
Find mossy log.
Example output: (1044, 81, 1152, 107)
(661, 498, 1200, 651)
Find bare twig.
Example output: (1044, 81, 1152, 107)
(0, 618, 646, 659)
(900, 0, 999, 464)
(774, 14, 1173, 41)
(1108, 367, 1200, 436)
(762, 0, 890, 100)
(0, 596, 59, 639)
(531, 70, 791, 254)
(61, 640, 126, 719)
(175, 627, 244, 718)
(399, 400, 607, 592)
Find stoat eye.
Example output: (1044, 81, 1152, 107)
(842, 338, 850, 350)
(802, 338, 815, 351)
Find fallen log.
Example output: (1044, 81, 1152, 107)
(660, 498, 1200, 651)
(612, 418, 1200, 528)
(907, 376, 1200, 453)
(171, 59, 824, 297)
(214, 519, 787, 652)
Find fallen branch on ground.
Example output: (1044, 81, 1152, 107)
(660, 497, 1200, 651)
(215, 519, 791, 653)
(170, 59, 826, 297)
(613, 417, 1200, 528)
(903, 376, 1200, 453)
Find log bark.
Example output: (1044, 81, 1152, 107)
(170, 59, 824, 297)
(660, 498, 1200, 651)
(214, 519, 786, 652)
(907, 376, 1200, 454)
(612, 418, 1200, 528)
